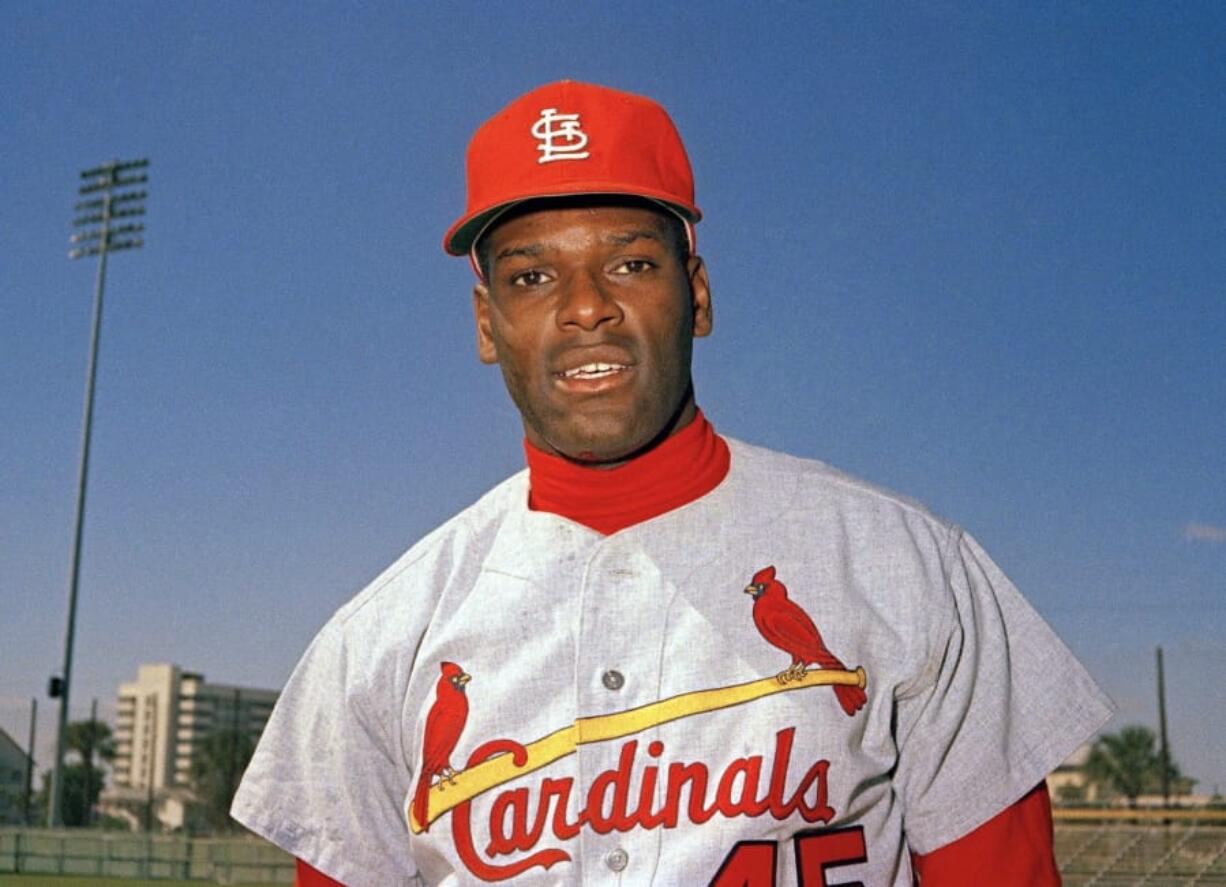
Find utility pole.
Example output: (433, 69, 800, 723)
(83, 697, 98, 826)
(145, 694, 158, 833)
(48, 158, 149, 827)
(229, 688, 241, 834)
(1156, 646, 1171, 808)
(24, 698, 37, 825)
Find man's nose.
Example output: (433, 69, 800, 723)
(556, 269, 623, 331)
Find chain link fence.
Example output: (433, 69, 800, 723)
(4, 822, 1226, 885)
(0, 829, 292, 883)
(1057, 823, 1226, 886)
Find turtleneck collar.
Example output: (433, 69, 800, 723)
(524, 409, 731, 536)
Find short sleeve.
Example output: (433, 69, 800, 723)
(231, 622, 422, 887)
(893, 529, 1114, 855)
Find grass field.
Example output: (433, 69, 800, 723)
(0, 877, 278, 886)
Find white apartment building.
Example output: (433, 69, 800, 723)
(103, 663, 278, 829)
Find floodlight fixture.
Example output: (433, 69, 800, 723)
(47, 158, 149, 827)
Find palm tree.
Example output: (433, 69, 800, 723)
(66, 720, 115, 765)
(32, 720, 115, 827)
(1084, 725, 1188, 807)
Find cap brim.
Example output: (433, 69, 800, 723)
(444, 186, 701, 256)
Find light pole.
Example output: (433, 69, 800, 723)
(24, 698, 36, 825)
(1157, 646, 1171, 808)
(47, 158, 149, 827)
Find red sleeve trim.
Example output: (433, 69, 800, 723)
(296, 858, 347, 887)
(911, 783, 1060, 886)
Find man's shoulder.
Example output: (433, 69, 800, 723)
(725, 436, 956, 535)
(328, 469, 529, 629)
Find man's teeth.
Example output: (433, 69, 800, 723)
(561, 362, 626, 379)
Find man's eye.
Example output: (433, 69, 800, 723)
(510, 269, 550, 287)
(612, 259, 655, 275)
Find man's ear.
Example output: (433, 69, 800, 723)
(688, 255, 713, 338)
(472, 284, 499, 364)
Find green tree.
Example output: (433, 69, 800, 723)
(34, 719, 116, 826)
(69, 720, 114, 825)
(66, 720, 115, 765)
(1084, 725, 1191, 807)
(33, 764, 107, 826)
(190, 729, 254, 833)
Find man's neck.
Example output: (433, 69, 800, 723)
(527, 387, 698, 470)
(524, 408, 730, 535)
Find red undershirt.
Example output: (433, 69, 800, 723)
(523, 406, 731, 535)
(295, 409, 1058, 886)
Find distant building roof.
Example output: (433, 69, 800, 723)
(0, 727, 32, 767)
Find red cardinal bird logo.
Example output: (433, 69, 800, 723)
(744, 566, 867, 716)
(413, 661, 471, 832)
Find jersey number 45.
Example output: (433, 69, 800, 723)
(709, 826, 867, 887)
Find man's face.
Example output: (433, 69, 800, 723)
(472, 202, 712, 464)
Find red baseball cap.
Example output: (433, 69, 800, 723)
(444, 80, 701, 259)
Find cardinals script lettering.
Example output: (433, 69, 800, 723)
(444, 728, 834, 881)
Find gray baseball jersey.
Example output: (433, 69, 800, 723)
(232, 438, 1113, 886)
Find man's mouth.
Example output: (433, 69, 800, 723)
(556, 362, 629, 380)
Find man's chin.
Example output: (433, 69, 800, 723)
(532, 393, 695, 466)
(552, 439, 641, 468)
(542, 419, 653, 467)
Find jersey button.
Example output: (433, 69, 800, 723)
(602, 670, 625, 691)
(605, 848, 629, 872)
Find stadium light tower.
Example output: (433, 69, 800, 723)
(47, 158, 149, 827)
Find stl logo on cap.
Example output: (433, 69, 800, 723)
(444, 80, 701, 258)
(532, 108, 590, 164)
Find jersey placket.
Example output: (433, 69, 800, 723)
(572, 535, 672, 884)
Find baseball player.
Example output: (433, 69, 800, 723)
(232, 81, 1113, 886)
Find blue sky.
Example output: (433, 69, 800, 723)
(2, 3, 1223, 796)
